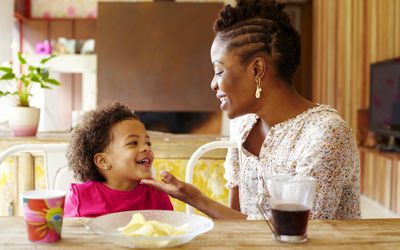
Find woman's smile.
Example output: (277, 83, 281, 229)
(216, 93, 229, 110)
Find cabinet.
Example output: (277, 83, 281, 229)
(360, 146, 400, 214)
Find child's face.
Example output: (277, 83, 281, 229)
(104, 119, 154, 182)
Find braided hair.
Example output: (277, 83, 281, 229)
(214, 0, 300, 84)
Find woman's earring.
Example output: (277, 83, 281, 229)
(255, 78, 262, 99)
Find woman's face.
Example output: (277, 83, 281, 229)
(104, 119, 154, 182)
(210, 38, 258, 119)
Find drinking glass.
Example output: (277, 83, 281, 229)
(258, 174, 316, 243)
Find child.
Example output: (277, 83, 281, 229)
(64, 102, 173, 217)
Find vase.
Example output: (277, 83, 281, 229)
(8, 106, 40, 137)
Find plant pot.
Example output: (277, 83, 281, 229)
(8, 106, 40, 137)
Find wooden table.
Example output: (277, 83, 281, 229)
(1, 217, 400, 249)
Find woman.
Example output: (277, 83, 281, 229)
(142, 0, 360, 220)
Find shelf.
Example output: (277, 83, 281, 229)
(14, 12, 96, 22)
(360, 146, 400, 214)
(46, 54, 96, 73)
(359, 146, 400, 160)
(45, 54, 97, 111)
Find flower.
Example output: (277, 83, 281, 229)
(0, 52, 60, 107)
(23, 197, 64, 242)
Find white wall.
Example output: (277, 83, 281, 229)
(0, 0, 14, 129)
(0, 0, 13, 63)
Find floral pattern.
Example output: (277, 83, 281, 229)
(224, 104, 361, 220)
(22, 196, 65, 242)
(153, 159, 228, 214)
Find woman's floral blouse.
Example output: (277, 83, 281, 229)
(224, 104, 361, 220)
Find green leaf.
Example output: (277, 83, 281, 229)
(44, 78, 61, 86)
(28, 66, 36, 72)
(0, 67, 12, 74)
(21, 78, 30, 88)
(17, 52, 27, 64)
(0, 90, 12, 96)
(40, 68, 49, 79)
(40, 84, 52, 89)
(30, 75, 41, 83)
(1, 53, 60, 106)
(0, 73, 15, 80)
(40, 55, 56, 64)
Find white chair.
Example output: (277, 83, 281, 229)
(0, 143, 77, 192)
(185, 140, 237, 214)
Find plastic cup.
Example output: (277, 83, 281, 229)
(20, 190, 66, 243)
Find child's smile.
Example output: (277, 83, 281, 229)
(136, 157, 152, 168)
(101, 119, 155, 190)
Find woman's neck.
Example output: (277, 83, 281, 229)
(257, 83, 316, 128)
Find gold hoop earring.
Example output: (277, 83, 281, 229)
(255, 78, 262, 99)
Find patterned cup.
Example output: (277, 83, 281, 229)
(20, 190, 66, 243)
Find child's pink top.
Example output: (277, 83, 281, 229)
(64, 181, 173, 217)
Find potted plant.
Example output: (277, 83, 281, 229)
(0, 52, 60, 136)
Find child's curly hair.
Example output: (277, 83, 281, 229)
(214, 0, 300, 84)
(67, 102, 139, 182)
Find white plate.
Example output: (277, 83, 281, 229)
(86, 210, 214, 248)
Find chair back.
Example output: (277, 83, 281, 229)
(185, 140, 237, 214)
(0, 143, 77, 192)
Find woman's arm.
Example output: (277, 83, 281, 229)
(229, 186, 241, 212)
(140, 171, 246, 219)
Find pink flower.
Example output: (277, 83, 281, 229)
(67, 7, 76, 17)
(43, 11, 51, 19)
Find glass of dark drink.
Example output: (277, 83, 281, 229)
(258, 175, 316, 243)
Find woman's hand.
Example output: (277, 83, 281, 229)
(140, 170, 203, 206)
(140, 170, 247, 219)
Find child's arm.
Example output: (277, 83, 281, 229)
(141, 171, 246, 219)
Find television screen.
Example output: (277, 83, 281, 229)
(369, 58, 400, 139)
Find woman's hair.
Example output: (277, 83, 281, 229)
(214, 0, 300, 84)
(67, 102, 139, 182)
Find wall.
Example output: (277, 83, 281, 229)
(0, 0, 14, 127)
(0, 0, 13, 63)
(28, 0, 230, 18)
(312, 0, 400, 132)
(313, 0, 400, 214)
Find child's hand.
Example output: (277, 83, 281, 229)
(140, 171, 203, 206)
